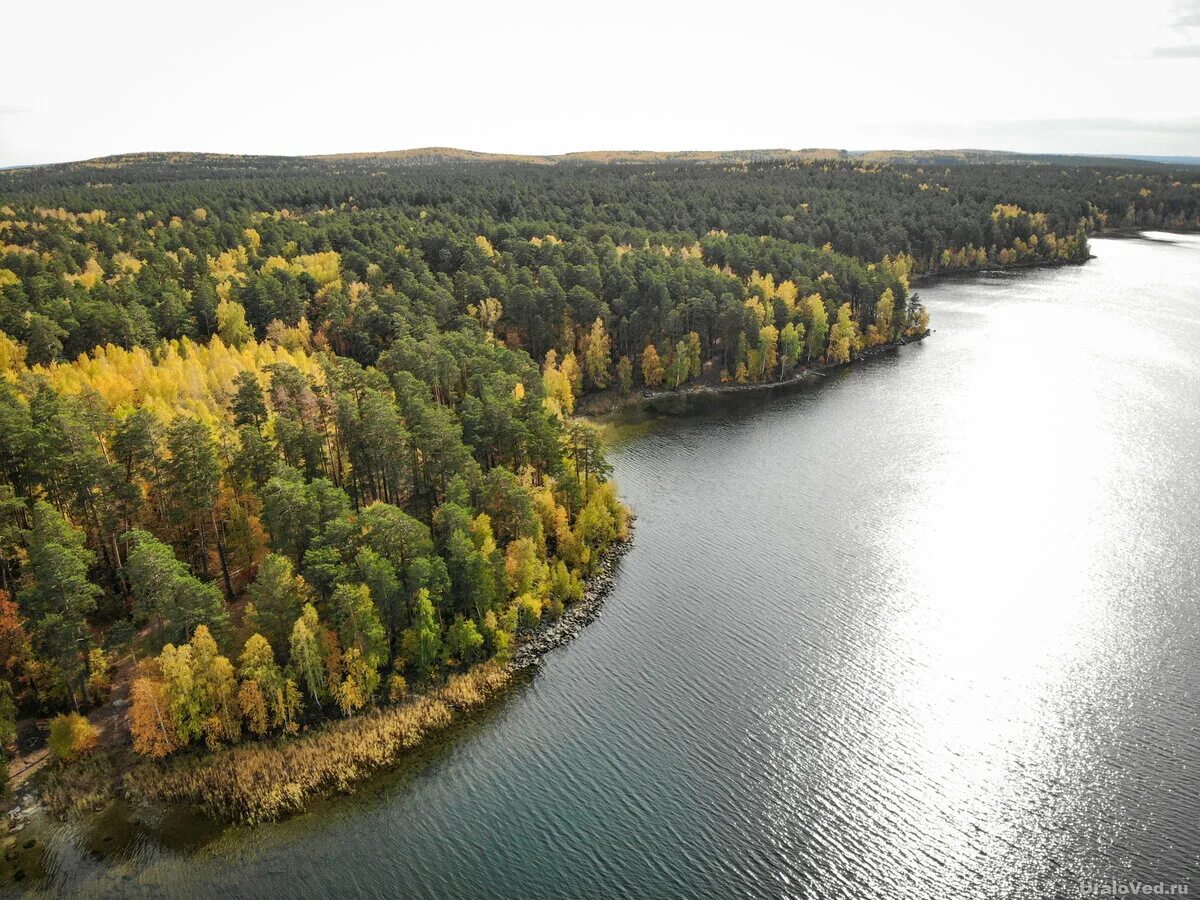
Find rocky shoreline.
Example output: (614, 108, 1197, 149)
(512, 522, 635, 669)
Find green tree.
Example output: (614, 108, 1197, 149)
(246, 553, 308, 659)
(124, 530, 227, 641)
(443, 615, 484, 667)
(231, 371, 268, 430)
(261, 468, 349, 565)
(19, 502, 101, 706)
(616, 356, 633, 395)
(330, 583, 387, 669)
(0, 681, 16, 786)
(565, 423, 611, 502)
(164, 417, 233, 596)
(685, 331, 703, 379)
(400, 589, 441, 679)
(352, 547, 404, 657)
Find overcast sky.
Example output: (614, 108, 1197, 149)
(2, 0, 1198, 167)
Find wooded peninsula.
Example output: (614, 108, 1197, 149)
(0, 149, 1196, 822)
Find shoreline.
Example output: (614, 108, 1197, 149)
(641, 331, 931, 408)
(588, 251, 1118, 419)
(22, 524, 638, 831)
(581, 330, 931, 419)
(909, 254, 1089, 286)
(1092, 225, 1200, 239)
(512, 520, 635, 669)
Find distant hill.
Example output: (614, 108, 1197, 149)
(313, 147, 848, 166)
(299, 146, 1200, 170)
(7, 147, 1198, 179)
(847, 149, 1200, 168)
(1094, 154, 1200, 166)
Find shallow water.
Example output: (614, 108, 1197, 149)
(16, 234, 1200, 898)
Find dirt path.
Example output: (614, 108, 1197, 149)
(5, 653, 134, 794)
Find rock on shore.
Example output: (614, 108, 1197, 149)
(511, 523, 635, 669)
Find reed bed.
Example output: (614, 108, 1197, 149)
(39, 751, 125, 816)
(124, 663, 513, 824)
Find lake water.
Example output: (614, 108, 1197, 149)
(20, 234, 1200, 898)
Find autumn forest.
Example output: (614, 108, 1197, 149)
(0, 150, 1197, 820)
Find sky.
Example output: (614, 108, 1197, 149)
(2, 0, 1198, 167)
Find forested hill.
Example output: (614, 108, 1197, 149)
(0, 149, 1195, 779)
(5, 149, 1197, 264)
(9, 145, 1200, 173)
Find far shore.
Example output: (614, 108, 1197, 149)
(576, 330, 932, 420)
(580, 248, 1141, 421)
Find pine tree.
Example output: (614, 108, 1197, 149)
(330, 583, 387, 670)
(246, 553, 308, 659)
(124, 530, 227, 641)
(400, 589, 441, 680)
(18, 502, 100, 706)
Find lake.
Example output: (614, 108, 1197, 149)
(21, 234, 1200, 898)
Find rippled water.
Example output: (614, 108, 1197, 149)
(19, 234, 1200, 898)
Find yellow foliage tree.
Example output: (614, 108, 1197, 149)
(217, 299, 254, 348)
(826, 303, 860, 364)
(758, 325, 779, 381)
(641, 344, 665, 388)
(560, 352, 582, 398)
(584, 318, 611, 389)
(130, 663, 182, 758)
(542, 349, 575, 416)
(874, 289, 895, 344)
(0, 330, 26, 379)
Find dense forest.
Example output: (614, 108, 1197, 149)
(0, 150, 1196, 798)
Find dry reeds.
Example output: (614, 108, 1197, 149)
(124, 663, 512, 824)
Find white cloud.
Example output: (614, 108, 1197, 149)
(1151, 44, 1200, 56)
(1, 0, 1195, 166)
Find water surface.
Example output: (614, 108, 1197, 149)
(21, 234, 1200, 898)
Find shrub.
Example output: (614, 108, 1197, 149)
(387, 673, 408, 703)
(48, 713, 98, 761)
(85, 648, 111, 702)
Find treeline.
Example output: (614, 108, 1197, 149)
(4, 152, 1196, 263)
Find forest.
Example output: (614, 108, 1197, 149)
(0, 150, 1196, 810)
